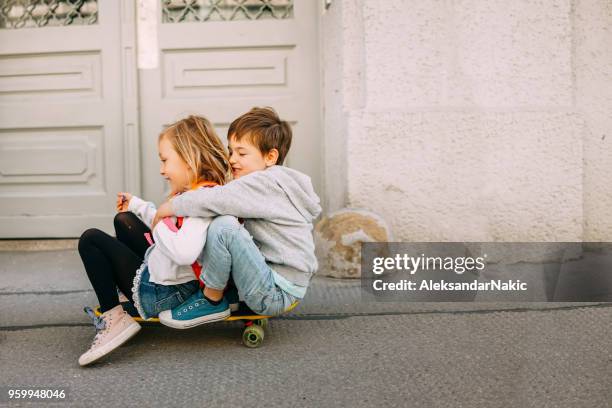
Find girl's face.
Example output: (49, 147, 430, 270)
(159, 135, 192, 194)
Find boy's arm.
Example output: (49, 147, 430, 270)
(170, 173, 281, 220)
(152, 217, 209, 265)
(127, 196, 157, 228)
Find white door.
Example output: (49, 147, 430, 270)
(138, 0, 321, 203)
(0, 0, 140, 237)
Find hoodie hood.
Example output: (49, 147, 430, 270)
(267, 166, 322, 222)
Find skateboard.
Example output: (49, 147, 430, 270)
(94, 301, 298, 348)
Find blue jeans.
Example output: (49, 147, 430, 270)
(201, 216, 297, 316)
(133, 265, 199, 320)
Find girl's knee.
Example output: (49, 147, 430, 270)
(113, 211, 137, 231)
(78, 228, 103, 251)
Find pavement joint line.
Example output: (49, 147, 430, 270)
(0, 289, 93, 296)
(283, 302, 612, 319)
(2, 302, 611, 332)
(0, 323, 92, 331)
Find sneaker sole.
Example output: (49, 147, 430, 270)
(159, 308, 230, 330)
(79, 322, 141, 367)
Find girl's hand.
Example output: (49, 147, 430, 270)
(152, 201, 175, 229)
(116, 192, 133, 212)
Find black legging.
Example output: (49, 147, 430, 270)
(78, 212, 151, 312)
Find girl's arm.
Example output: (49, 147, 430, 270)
(127, 196, 157, 228)
(152, 216, 209, 265)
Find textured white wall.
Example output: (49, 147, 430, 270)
(321, 0, 366, 212)
(576, 0, 612, 240)
(322, 0, 611, 241)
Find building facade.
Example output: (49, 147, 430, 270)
(321, 0, 612, 242)
(1, 0, 611, 242)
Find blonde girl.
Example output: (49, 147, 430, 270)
(77, 115, 231, 366)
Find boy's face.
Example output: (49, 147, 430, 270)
(228, 133, 278, 179)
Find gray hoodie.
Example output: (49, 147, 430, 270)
(171, 166, 322, 294)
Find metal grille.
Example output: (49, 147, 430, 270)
(162, 0, 293, 23)
(0, 0, 98, 29)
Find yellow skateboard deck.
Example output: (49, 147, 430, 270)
(93, 301, 298, 348)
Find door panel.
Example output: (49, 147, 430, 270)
(0, 0, 319, 238)
(139, 0, 321, 203)
(0, 0, 139, 237)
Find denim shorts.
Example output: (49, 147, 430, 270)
(132, 264, 199, 320)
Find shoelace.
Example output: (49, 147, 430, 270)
(84, 306, 106, 346)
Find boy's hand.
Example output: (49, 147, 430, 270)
(152, 201, 175, 229)
(116, 192, 133, 212)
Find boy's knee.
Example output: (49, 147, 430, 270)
(207, 215, 240, 238)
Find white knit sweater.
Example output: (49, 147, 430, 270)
(128, 195, 211, 285)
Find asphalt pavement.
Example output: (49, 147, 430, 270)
(1, 249, 611, 407)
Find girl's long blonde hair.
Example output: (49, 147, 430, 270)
(160, 115, 232, 188)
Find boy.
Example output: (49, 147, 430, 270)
(156, 107, 321, 328)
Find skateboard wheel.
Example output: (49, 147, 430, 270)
(254, 318, 268, 329)
(242, 324, 265, 348)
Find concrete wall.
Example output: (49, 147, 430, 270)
(320, 0, 365, 212)
(321, 0, 612, 241)
(576, 0, 612, 241)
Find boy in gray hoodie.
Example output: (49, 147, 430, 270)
(157, 107, 321, 328)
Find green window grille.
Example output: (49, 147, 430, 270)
(0, 0, 98, 29)
(162, 0, 293, 23)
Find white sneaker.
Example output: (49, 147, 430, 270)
(79, 305, 141, 366)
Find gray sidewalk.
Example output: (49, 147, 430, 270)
(1, 249, 611, 407)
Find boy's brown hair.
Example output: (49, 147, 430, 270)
(228, 107, 292, 165)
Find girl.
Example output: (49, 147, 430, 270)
(77, 115, 232, 366)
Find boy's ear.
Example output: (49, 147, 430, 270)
(264, 148, 279, 167)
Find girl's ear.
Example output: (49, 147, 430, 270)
(264, 149, 279, 167)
